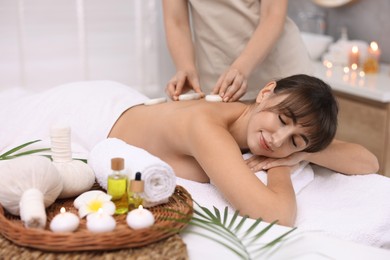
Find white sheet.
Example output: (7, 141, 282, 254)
(177, 165, 390, 249)
(0, 81, 148, 154)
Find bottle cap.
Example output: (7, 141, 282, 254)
(130, 172, 144, 192)
(111, 157, 124, 171)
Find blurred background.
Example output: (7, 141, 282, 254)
(0, 0, 388, 96)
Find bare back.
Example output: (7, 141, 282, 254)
(109, 100, 247, 182)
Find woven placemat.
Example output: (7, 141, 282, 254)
(0, 233, 188, 259)
(0, 186, 192, 253)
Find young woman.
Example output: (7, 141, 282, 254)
(0, 74, 378, 226)
(108, 74, 378, 226)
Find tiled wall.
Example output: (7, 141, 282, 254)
(288, 0, 390, 63)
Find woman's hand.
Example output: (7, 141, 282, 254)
(165, 70, 204, 101)
(245, 152, 308, 172)
(212, 67, 248, 102)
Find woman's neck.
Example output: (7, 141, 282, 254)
(229, 103, 256, 150)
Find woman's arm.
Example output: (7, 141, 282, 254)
(213, 0, 288, 101)
(305, 139, 379, 174)
(189, 116, 297, 226)
(162, 0, 203, 100)
(248, 139, 379, 175)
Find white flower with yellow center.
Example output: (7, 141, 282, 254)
(73, 190, 116, 218)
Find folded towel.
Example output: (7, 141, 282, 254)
(88, 138, 176, 207)
(177, 160, 314, 214)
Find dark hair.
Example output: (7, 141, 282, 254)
(266, 74, 338, 153)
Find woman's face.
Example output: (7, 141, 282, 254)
(247, 94, 311, 158)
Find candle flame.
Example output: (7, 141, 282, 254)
(370, 41, 379, 51)
(359, 71, 365, 77)
(351, 63, 358, 70)
(343, 67, 350, 73)
(60, 207, 66, 214)
(138, 205, 144, 210)
(352, 46, 359, 53)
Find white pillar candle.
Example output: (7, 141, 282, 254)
(50, 207, 80, 233)
(126, 205, 155, 230)
(86, 208, 116, 233)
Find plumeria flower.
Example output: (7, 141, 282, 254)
(73, 190, 116, 218)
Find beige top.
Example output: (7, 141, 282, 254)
(189, 0, 313, 100)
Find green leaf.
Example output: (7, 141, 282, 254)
(8, 148, 51, 157)
(213, 206, 221, 222)
(0, 140, 87, 163)
(227, 209, 240, 230)
(0, 139, 43, 159)
(241, 218, 262, 240)
(251, 220, 279, 242)
(161, 197, 296, 259)
(222, 206, 229, 226)
(233, 214, 249, 233)
(260, 227, 297, 249)
(176, 200, 296, 260)
(181, 229, 249, 260)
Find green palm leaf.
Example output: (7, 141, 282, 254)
(0, 140, 87, 163)
(0, 140, 50, 160)
(167, 199, 296, 260)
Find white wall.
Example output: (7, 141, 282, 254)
(0, 0, 175, 97)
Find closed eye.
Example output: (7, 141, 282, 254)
(292, 136, 297, 147)
(278, 115, 286, 125)
(280, 114, 302, 147)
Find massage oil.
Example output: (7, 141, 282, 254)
(128, 172, 144, 210)
(107, 157, 129, 214)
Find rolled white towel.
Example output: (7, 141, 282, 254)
(88, 138, 176, 207)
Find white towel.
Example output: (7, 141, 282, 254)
(177, 160, 314, 214)
(88, 138, 176, 207)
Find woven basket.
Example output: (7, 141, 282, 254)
(0, 185, 193, 252)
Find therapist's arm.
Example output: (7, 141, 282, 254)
(162, 0, 203, 100)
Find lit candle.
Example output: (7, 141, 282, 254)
(343, 66, 350, 82)
(50, 207, 80, 233)
(126, 205, 155, 230)
(348, 45, 360, 68)
(363, 41, 381, 73)
(358, 71, 365, 87)
(86, 208, 116, 233)
(325, 61, 333, 78)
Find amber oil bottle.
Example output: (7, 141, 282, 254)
(128, 172, 144, 210)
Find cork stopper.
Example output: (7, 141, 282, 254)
(130, 172, 144, 192)
(111, 157, 124, 171)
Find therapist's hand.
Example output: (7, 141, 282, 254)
(165, 70, 204, 101)
(212, 68, 248, 102)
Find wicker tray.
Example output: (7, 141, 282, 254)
(0, 185, 193, 252)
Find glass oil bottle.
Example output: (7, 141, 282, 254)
(107, 157, 129, 214)
(128, 172, 144, 210)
